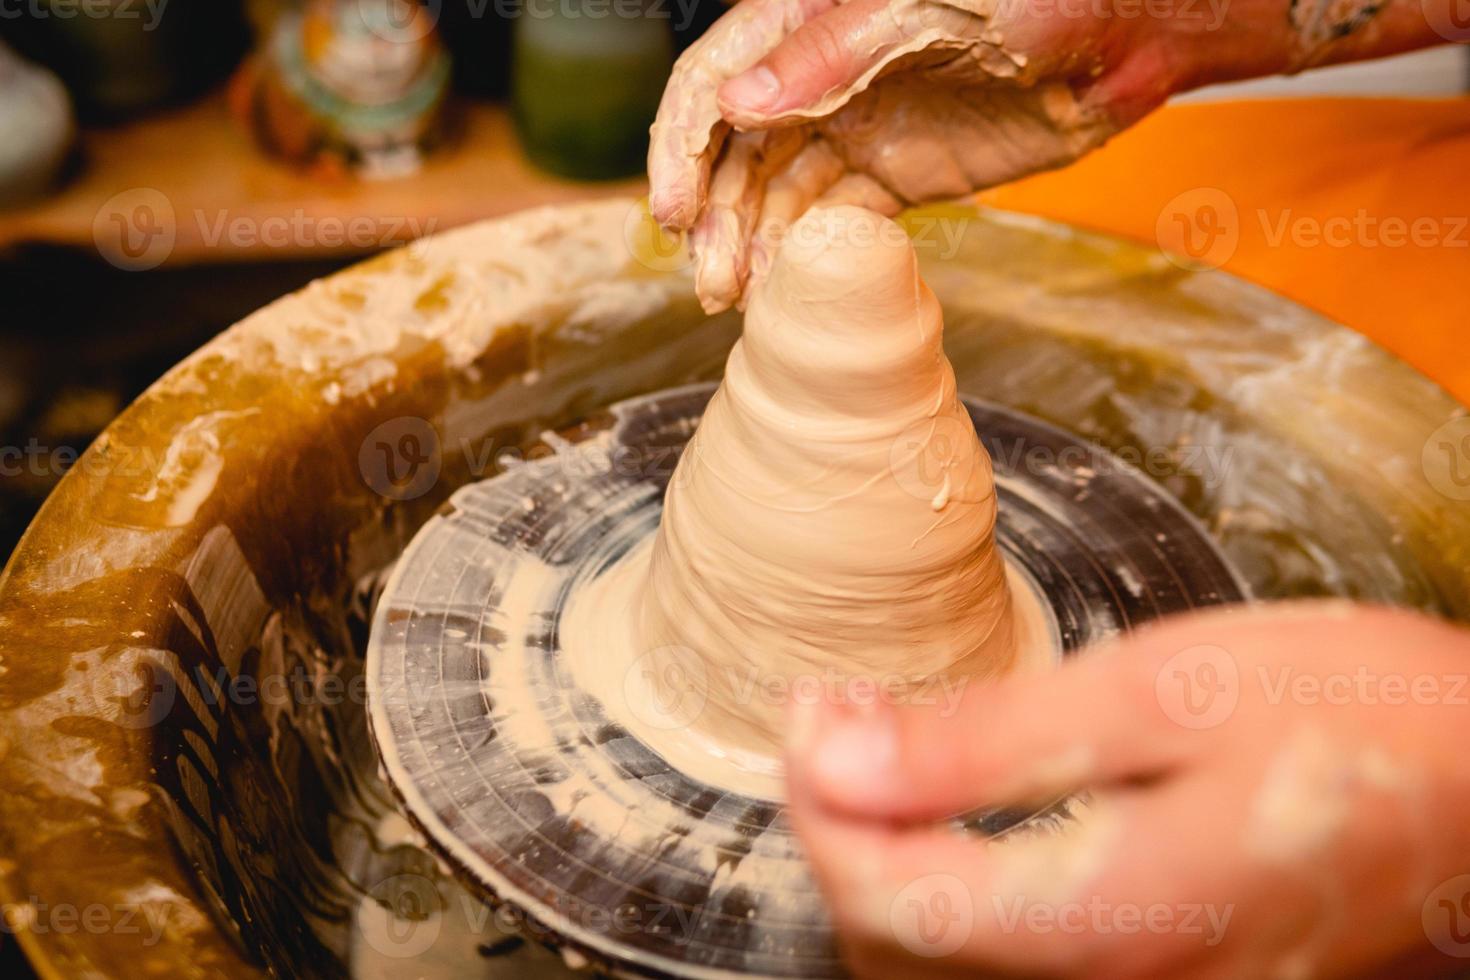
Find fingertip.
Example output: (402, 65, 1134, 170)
(719, 0, 905, 127)
(694, 266, 739, 314)
(784, 695, 910, 816)
(719, 66, 784, 118)
(691, 223, 745, 313)
(649, 185, 697, 230)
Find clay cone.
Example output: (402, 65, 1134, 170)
(637, 206, 1017, 756)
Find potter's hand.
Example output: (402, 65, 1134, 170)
(649, 0, 1168, 311)
(786, 605, 1470, 978)
(649, 0, 1449, 313)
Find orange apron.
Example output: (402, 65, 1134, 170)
(981, 97, 1470, 406)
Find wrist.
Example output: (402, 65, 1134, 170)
(1169, 0, 1451, 93)
(1163, 0, 1300, 92)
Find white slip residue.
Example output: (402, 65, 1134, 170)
(136, 409, 261, 527)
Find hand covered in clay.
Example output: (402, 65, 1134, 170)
(649, 0, 1200, 312)
(649, 0, 1449, 313)
(786, 604, 1470, 978)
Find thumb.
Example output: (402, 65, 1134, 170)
(717, 0, 920, 127)
(785, 621, 1230, 822)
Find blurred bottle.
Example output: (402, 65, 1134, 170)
(0, 0, 250, 121)
(0, 42, 75, 209)
(511, 1, 673, 181)
(233, 0, 452, 179)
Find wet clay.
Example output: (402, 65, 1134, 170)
(563, 206, 1053, 797)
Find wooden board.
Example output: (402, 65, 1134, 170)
(0, 95, 646, 264)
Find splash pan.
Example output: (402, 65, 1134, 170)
(0, 201, 1463, 979)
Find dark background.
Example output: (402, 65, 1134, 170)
(0, 251, 351, 558)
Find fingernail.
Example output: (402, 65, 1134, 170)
(812, 707, 899, 803)
(723, 67, 782, 113)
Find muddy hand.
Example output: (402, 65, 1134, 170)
(787, 605, 1470, 978)
(647, 0, 1194, 312)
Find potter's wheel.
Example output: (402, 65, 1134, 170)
(7, 198, 1467, 980)
(366, 382, 1247, 978)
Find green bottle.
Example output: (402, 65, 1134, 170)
(512, 0, 674, 181)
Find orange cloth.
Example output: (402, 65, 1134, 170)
(980, 98, 1470, 407)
